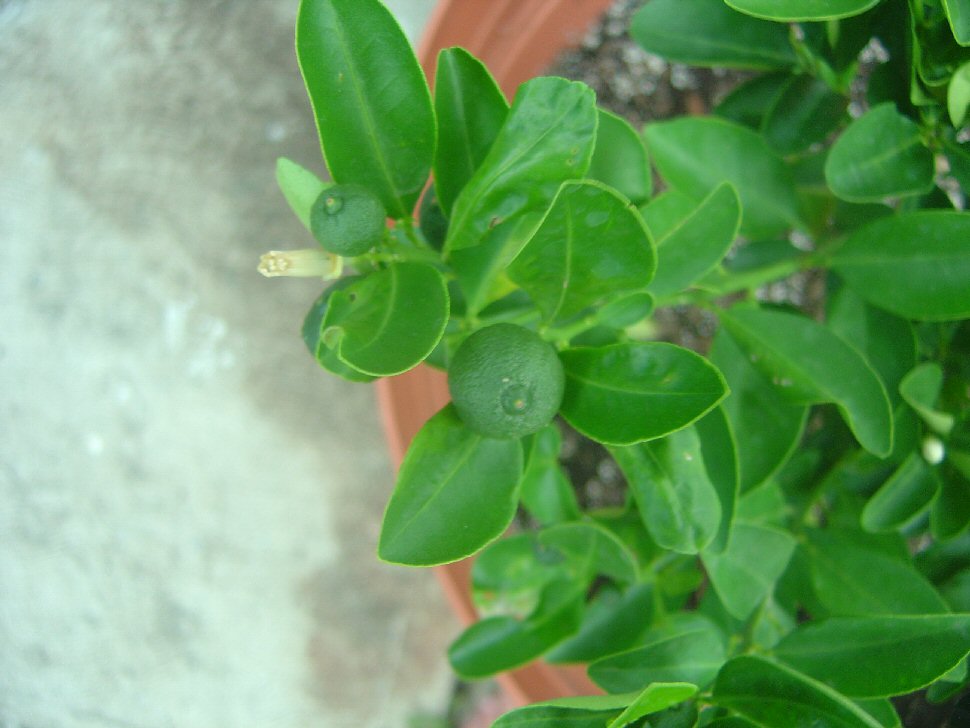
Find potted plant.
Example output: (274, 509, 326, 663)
(260, 0, 970, 725)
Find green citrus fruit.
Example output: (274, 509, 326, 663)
(310, 184, 386, 256)
(448, 323, 565, 439)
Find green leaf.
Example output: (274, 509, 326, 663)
(560, 342, 728, 446)
(713, 655, 883, 728)
(519, 425, 581, 525)
(589, 108, 652, 205)
(302, 278, 375, 382)
(804, 529, 950, 615)
(900, 363, 956, 436)
(645, 116, 801, 239)
(277, 157, 328, 230)
(831, 211, 970, 321)
(448, 579, 584, 678)
(450, 213, 542, 316)
(715, 72, 791, 129)
(471, 533, 567, 618)
(861, 452, 941, 533)
(321, 262, 448, 376)
(607, 683, 699, 728)
(695, 406, 740, 553)
(492, 695, 629, 728)
(702, 522, 796, 620)
(762, 74, 847, 155)
(546, 583, 655, 664)
(639, 189, 697, 241)
(855, 699, 901, 728)
(948, 61, 970, 126)
(773, 614, 970, 697)
(932, 468, 970, 541)
(589, 615, 727, 692)
(945, 0, 970, 46)
(507, 180, 656, 324)
(378, 405, 522, 566)
(433, 47, 508, 217)
(710, 327, 807, 491)
(296, 0, 434, 218)
(719, 306, 893, 457)
(539, 521, 640, 584)
(646, 183, 741, 300)
(725, 0, 881, 21)
(824, 103, 934, 202)
(827, 284, 917, 410)
(612, 427, 722, 554)
(631, 0, 796, 69)
(445, 76, 597, 253)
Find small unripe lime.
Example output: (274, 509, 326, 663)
(448, 323, 565, 439)
(310, 184, 386, 256)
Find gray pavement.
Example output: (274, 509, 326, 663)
(0, 1, 459, 726)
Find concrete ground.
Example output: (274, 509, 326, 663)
(0, 1, 462, 726)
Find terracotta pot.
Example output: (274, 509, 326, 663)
(375, 0, 615, 708)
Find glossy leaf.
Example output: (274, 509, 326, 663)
(607, 683, 699, 728)
(702, 522, 796, 620)
(378, 406, 522, 566)
(596, 292, 655, 330)
(715, 72, 791, 129)
(612, 427, 722, 554)
(547, 583, 655, 664)
(832, 211, 970, 321)
(589, 615, 727, 692)
(900, 363, 955, 436)
(773, 615, 970, 697)
(433, 47, 509, 216)
(445, 77, 596, 253)
(726, 0, 881, 20)
(471, 534, 567, 617)
(588, 108, 652, 204)
(321, 262, 448, 376)
(855, 699, 902, 728)
(277, 157, 328, 230)
(862, 452, 940, 533)
(824, 104, 934, 202)
(507, 180, 656, 324)
(949, 61, 970, 126)
(945, 0, 970, 45)
(710, 327, 807, 491)
(713, 655, 883, 728)
(932, 470, 970, 541)
(519, 425, 581, 525)
(719, 306, 893, 457)
(645, 116, 801, 239)
(449, 579, 583, 678)
(538, 521, 639, 584)
(639, 189, 697, 241)
(804, 529, 949, 615)
(762, 74, 847, 155)
(296, 0, 434, 218)
(450, 213, 542, 315)
(492, 695, 628, 728)
(646, 183, 741, 299)
(560, 342, 728, 446)
(302, 278, 375, 383)
(827, 285, 916, 410)
(695, 406, 740, 553)
(631, 0, 796, 69)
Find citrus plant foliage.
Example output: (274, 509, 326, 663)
(262, 0, 970, 724)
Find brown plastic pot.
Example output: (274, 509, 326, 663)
(375, 0, 615, 709)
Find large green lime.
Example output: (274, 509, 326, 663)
(448, 323, 565, 439)
(310, 184, 386, 256)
